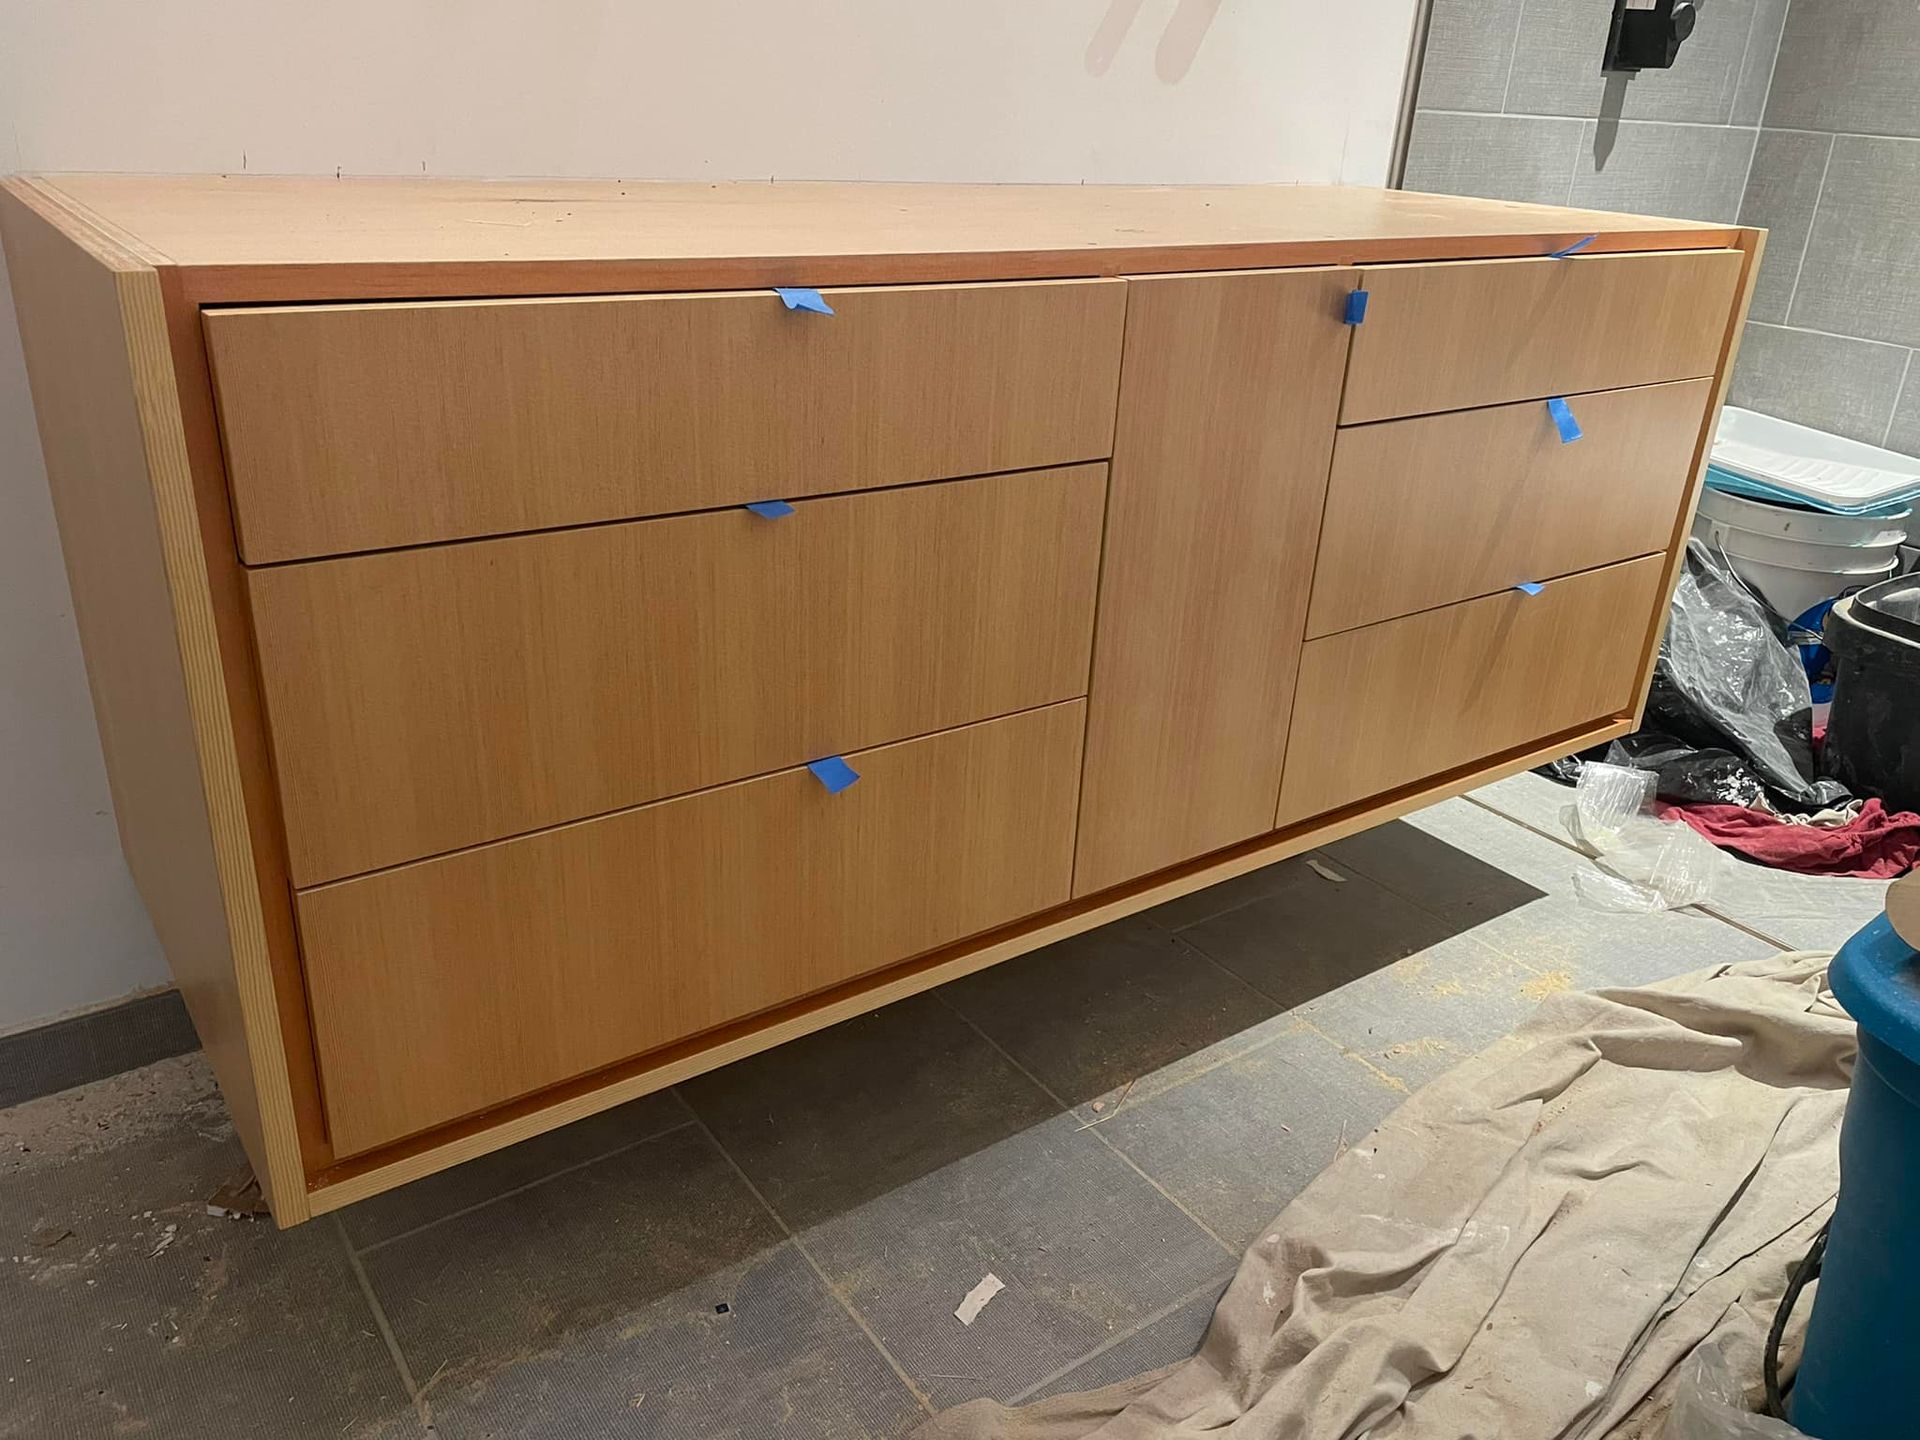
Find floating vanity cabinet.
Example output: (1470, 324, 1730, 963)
(0, 176, 1760, 1223)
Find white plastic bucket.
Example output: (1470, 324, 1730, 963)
(1712, 550, 1900, 620)
(1696, 487, 1910, 548)
(1691, 514, 1907, 570)
(1692, 486, 1911, 616)
(1903, 545, 1920, 575)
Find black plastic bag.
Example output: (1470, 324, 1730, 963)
(1540, 540, 1851, 812)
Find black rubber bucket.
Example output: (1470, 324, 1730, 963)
(1823, 574, 1920, 812)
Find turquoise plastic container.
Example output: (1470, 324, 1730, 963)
(1793, 912, 1920, 1437)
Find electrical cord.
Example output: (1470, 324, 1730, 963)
(1763, 1221, 1829, 1420)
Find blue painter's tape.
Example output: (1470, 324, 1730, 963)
(1514, 581, 1546, 596)
(1547, 395, 1583, 444)
(774, 286, 835, 314)
(1548, 234, 1597, 258)
(744, 499, 796, 518)
(808, 755, 860, 794)
(1344, 289, 1370, 325)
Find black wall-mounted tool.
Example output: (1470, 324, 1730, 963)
(1603, 0, 1697, 72)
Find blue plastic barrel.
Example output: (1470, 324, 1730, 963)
(1794, 912, 1920, 1437)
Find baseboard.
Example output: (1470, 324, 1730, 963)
(0, 988, 201, 1108)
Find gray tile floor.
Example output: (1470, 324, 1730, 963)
(0, 775, 1886, 1439)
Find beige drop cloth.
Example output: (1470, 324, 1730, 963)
(918, 954, 1853, 1440)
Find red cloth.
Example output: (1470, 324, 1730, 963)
(1659, 798, 1920, 879)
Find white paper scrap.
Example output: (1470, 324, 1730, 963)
(954, 1273, 1006, 1326)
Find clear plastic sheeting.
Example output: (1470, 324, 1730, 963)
(1639, 541, 1851, 811)
(1565, 762, 1725, 912)
(1661, 1345, 1807, 1440)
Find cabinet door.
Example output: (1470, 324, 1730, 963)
(1073, 269, 1353, 896)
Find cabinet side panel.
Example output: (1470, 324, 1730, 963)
(0, 183, 307, 1221)
(1073, 269, 1353, 896)
(1627, 229, 1768, 724)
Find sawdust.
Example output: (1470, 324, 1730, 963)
(0, 1053, 226, 1180)
(1521, 970, 1576, 1002)
(1384, 1038, 1457, 1061)
(1292, 1018, 1411, 1095)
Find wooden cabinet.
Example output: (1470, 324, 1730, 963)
(1, 175, 1757, 1222)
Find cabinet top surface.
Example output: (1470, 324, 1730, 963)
(12, 174, 1743, 302)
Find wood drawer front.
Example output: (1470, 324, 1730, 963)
(1308, 379, 1711, 636)
(250, 466, 1105, 886)
(204, 279, 1127, 563)
(1276, 556, 1666, 826)
(1341, 250, 1740, 423)
(297, 702, 1085, 1155)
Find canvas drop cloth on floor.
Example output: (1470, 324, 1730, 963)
(917, 953, 1851, 1440)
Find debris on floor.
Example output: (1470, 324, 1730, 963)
(954, 1274, 1006, 1327)
(1564, 762, 1724, 912)
(205, 1167, 270, 1221)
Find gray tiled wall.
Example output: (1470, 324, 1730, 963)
(1402, 0, 1920, 455)
(1407, 0, 1781, 222)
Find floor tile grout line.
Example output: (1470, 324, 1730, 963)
(1281, 846, 1557, 978)
(1690, 904, 1796, 952)
(1167, 862, 1531, 1083)
(1460, 793, 1796, 951)
(350, 1116, 700, 1258)
(1163, 928, 1448, 1096)
(1003, 1269, 1235, 1407)
(1139, 862, 1324, 938)
(1287, 1013, 1417, 1099)
(332, 1212, 428, 1425)
(679, 1110, 937, 1416)
(933, 991, 1239, 1258)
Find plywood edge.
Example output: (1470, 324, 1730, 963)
(306, 711, 1631, 1216)
(0, 181, 307, 1221)
(1628, 226, 1767, 726)
(112, 269, 310, 1224)
(163, 228, 1742, 305)
(13, 173, 1740, 303)
(6, 175, 175, 269)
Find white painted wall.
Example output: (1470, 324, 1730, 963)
(0, 0, 1418, 1030)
